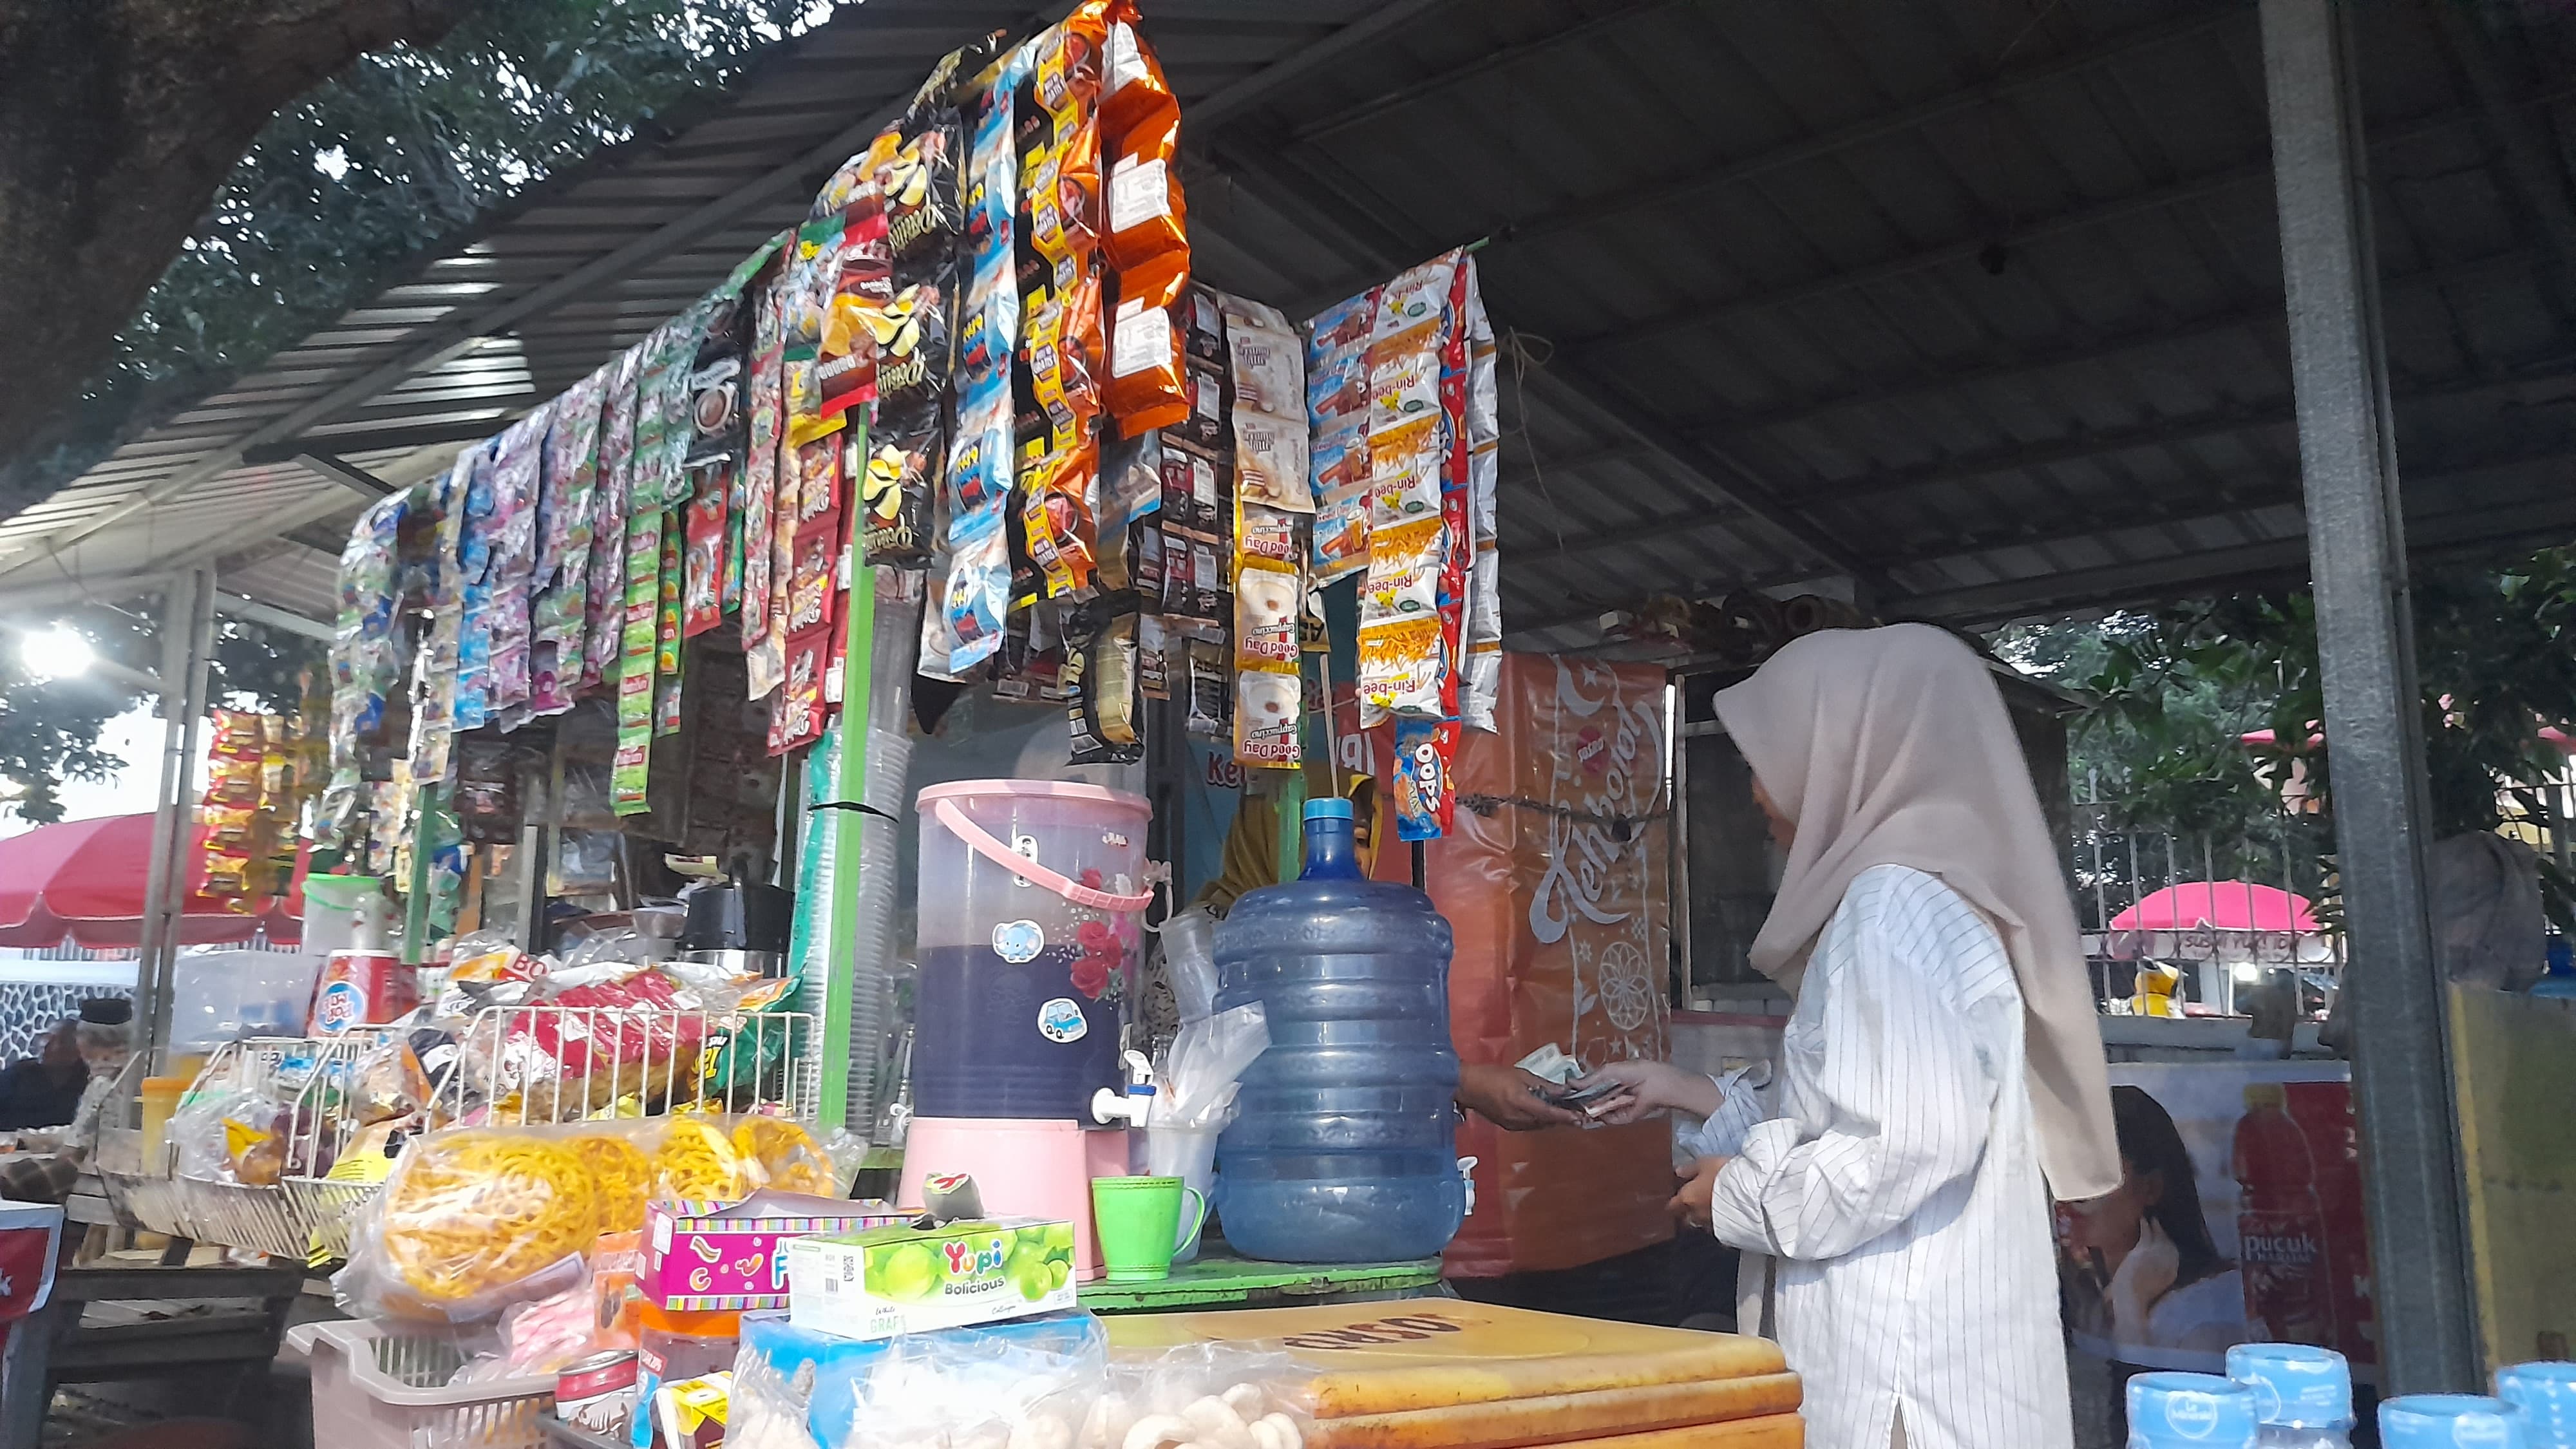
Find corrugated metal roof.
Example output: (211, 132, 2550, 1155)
(14, 0, 2576, 647)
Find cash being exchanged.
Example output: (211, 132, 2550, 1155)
(1515, 1044, 1624, 1113)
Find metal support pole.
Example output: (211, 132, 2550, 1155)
(2260, 0, 2481, 1389)
(131, 567, 214, 1074)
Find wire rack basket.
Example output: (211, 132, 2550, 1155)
(440, 1002, 818, 1126)
(167, 1035, 382, 1260)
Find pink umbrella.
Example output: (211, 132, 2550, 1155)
(2111, 881, 2318, 934)
(0, 813, 305, 949)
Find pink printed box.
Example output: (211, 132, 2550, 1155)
(644, 1192, 907, 1311)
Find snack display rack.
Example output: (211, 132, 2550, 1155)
(104, 1003, 814, 1262)
(442, 1002, 820, 1127)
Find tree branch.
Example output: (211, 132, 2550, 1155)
(0, 0, 482, 517)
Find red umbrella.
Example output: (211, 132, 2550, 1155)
(0, 814, 304, 949)
(2110, 881, 2318, 934)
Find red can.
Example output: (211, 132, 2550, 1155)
(307, 949, 416, 1036)
(557, 1349, 638, 1436)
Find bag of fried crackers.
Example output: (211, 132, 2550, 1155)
(333, 1113, 837, 1323)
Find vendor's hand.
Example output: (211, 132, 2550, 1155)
(2107, 1218, 2181, 1338)
(1669, 1156, 1727, 1229)
(1573, 1059, 1723, 1125)
(1455, 1064, 1585, 1131)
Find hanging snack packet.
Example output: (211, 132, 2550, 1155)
(1184, 639, 1229, 741)
(1232, 410, 1311, 513)
(1233, 562, 1300, 670)
(1159, 437, 1222, 532)
(1101, 13, 1186, 274)
(1226, 321, 1303, 421)
(741, 275, 785, 654)
(943, 509, 1010, 673)
(1358, 614, 1446, 726)
(881, 109, 965, 263)
(1238, 502, 1301, 568)
(866, 265, 956, 422)
(1309, 290, 1376, 357)
(1100, 430, 1163, 531)
(1105, 250, 1189, 435)
(1360, 516, 1444, 625)
(1018, 269, 1104, 460)
(682, 471, 727, 638)
(683, 294, 750, 469)
(947, 379, 1012, 518)
(860, 412, 941, 566)
(815, 200, 893, 428)
(1368, 417, 1446, 530)
(1022, 444, 1101, 599)
(792, 435, 842, 529)
(1137, 609, 1170, 700)
(1234, 670, 1301, 768)
(1392, 717, 1460, 842)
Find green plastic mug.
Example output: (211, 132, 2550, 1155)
(1090, 1175, 1208, 1282)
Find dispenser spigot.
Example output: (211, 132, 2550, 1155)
(1090, 1050, 1157, 1128)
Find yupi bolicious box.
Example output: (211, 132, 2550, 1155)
(784, 1216, 1079, 1340)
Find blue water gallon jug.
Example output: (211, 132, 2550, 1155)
(1213, 798, 1465, 1263)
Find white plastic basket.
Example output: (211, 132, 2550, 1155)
(164, 1036, 383, 1259)
(444, 1003, 817, 1124)
(290, 1318, 555, 1449)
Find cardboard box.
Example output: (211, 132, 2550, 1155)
(786, 1217, 1079, 1340)
(644, 1193, 906, 1311)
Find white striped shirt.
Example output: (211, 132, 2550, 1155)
(1684, 864, 2073, 1449)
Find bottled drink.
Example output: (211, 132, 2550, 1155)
(2235, 1083, 2336, 1345)
(2380, 1394, 2531, 1449)
(2128, 1372, 2259, 1449)
(2228, 1342, 2354, 1448)
(1213, 798, 1466, 1263)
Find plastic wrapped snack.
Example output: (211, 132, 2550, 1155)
(336, 1115, 822, 1323)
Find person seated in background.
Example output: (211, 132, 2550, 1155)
(0, 1021, 88, 1132)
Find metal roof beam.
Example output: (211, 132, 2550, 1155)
(283, 451, 399, 498)
(1288, 0, 1685, 146)
(214, 591, 334, 643)
(1209, 140, 1894, 594)
(1184, 0, 1460, 136)
(1566, 87, 2566, 360)
(1515, 354, 2576, 562)
(1718, 247, 2532, 446)
(1486, 5, 2249, 257)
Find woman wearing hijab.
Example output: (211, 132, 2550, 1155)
(1575, 624, 2118, 1449)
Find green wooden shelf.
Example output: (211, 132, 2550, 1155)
(1075, 1253, 1445, 1314)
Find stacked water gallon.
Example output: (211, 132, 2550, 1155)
(2499, 1361, 2576, 1448)
(2227, 1344, 2354, 1448)
(1213, 799, 1467, 1264)
(902, 775, 1154, 1282)
(2379, 1394, 2530, 1448)
(2131, 1372, 2260, 1449)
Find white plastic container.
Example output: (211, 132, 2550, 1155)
(290, 1318, 553, 1449)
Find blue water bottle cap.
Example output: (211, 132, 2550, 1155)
(1303, 798, 1354, 821)
(2496, 1362, 2576, 1441)
(2227, 1343, 2354, 1428)
(2382, 1394, 2529, 1449)
(2127, 1372, 2258, 1448)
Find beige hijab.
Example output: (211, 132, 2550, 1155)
(1713, 623, 2121, 1202)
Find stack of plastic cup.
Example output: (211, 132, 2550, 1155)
(2381, 1394, 2530, 1448)
(2497, 1362, 2576, 1448)
(2130, 1372, 2259, 1449)
(2228, 1343, 2355, 1447)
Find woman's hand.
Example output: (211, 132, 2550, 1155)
(1571, 1059, 1723, 1125)
(2106, 1218, 2181, 1339)
(1455, 1064, 1585, 1131)
(1669, 1156, 1728, 1229)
